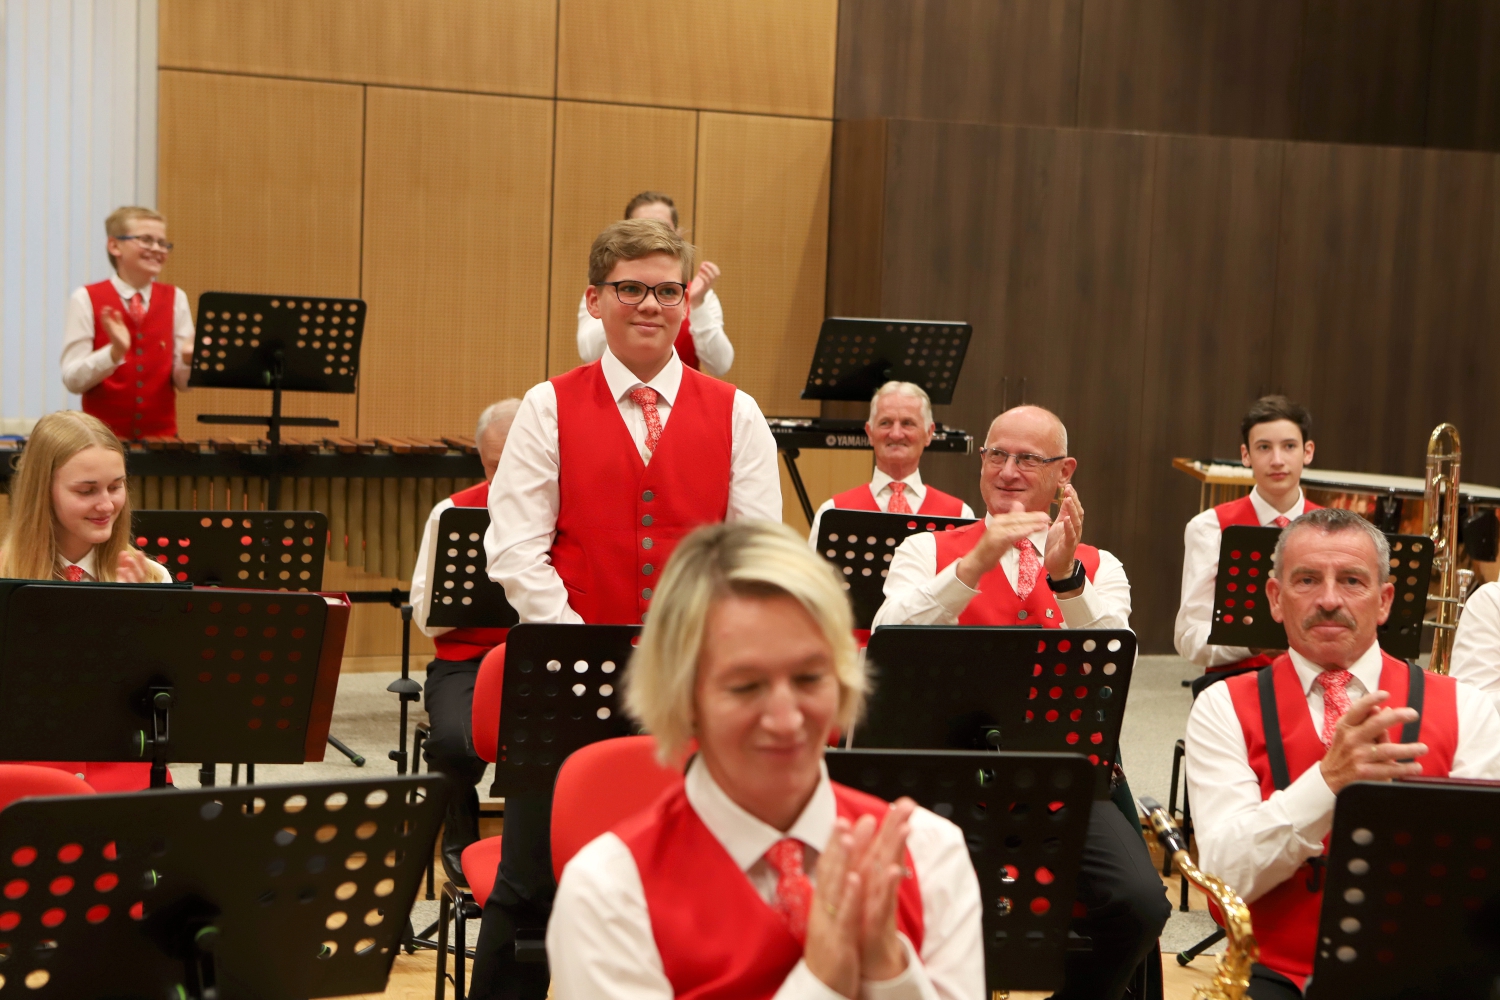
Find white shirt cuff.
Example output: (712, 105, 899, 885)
(1056, 577, 1103, 627)
(780, 959, 851, 1000)
(933, 561, 980, 618)
(861, 935, 931, 1000)
(1280, 758, 1339, 847)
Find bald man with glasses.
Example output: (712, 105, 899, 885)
(872, 404, 1130, 630)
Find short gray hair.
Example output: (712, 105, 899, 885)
(475, 399, 521, 441)
(1271, 507, 1391, 581)
(868, 381, 933, 428)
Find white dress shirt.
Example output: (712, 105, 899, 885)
(410, 496, 459, 638)
(1450, 580, 1500, 715)
(1186, 641, 1500, 904)
(547, 757, 984, 1000)
(485, 348, 781, 625)
(60, 276, 194, 395)
(59, 547, 171, 583)
(1174, 488, 1308, 668)
(871, 514, 1131, 630)
(807, 470, 975, 548)
(576, 289, 734, 377)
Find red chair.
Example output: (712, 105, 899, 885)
(550, 735, 682, 880)
(0, 765, 95, 814)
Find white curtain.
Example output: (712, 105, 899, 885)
(0, 0, 157, 430)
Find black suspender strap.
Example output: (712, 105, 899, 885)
(1258, 665, 1292, 792)
(1401, 659, 1425, 748)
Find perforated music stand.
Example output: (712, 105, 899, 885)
(799, 318, 972, 404)
(190, 292, 367, 507)
(859, 628, 1136, 798)
(815, 510, 976, 628)
(0, 775, 449, 1000)
(1207, 526, 1432, 658)
(0, 582, 346, 787)
(825, 748, 1093, 994)
(1305, 779, 1500, 1000)
(488, 624, 639, 798)
(133, 510, 327, 591)
(425, 508, 518, 630)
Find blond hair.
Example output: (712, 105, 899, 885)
(588, 219, 695, 286)
(869, 381, 934, 428)
(623, 521, 865, 764)
(105, 206, 167, 273)
(0, 411, 136, 581)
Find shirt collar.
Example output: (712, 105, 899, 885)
(684, 756, 837, 872)
(1287, 640, 1384, 695)
(870, 467, 925, 501)
(600, 346, 683, 407)
(109, 274, 153, 305)
(59, 548, 99, 581)
(1249, 487, 1306, 525)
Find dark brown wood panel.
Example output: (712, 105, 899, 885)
(1271, 142, 1500, 485)
(1077, 0, 1305, 139)
(835, 0, 1084, 127)
(1296, 0, 1437, 145)
(1425, 0, 1500, 151)
(827, 119, 889, 317)
(1130, 135, 1285, 652)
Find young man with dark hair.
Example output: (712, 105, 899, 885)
(1175, 395, 1321, 672)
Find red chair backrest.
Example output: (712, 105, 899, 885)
(0, 765, 95, 814)
(472, 642, 507, 764)
(551, 736, 682, 881)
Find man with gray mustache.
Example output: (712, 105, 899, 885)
(1185, 507, 1500, 999)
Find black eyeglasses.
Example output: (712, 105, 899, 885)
(597, 280, 687, 307)
(116, 235, 174, 251)
(978, 447, 1066, 472)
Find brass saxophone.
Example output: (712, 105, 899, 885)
(1139, 797, 1256, 1000)
(1424, 423, 1463, 674)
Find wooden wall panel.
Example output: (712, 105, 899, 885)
(358, 89, 553, 437)
(158, 71, 364, 439)
(827, 120, 888, 318)
(1426, 0, 1500, 150)
(835, 0, 1083, 127)
(694, 113, 833, 418)
(1077, 0, 1305, 139)
(547, 103, 699, 377)
(159, 0, 556, 97)
(1296, 0, 1436, 146)
(557, 0, 837, 118)
(779, 451, 876, 535)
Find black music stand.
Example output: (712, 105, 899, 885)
(133, 510, 328, 591)
(1306, 779, 1500, 1000)
(0, 581, 345, 788)
(189, 292, 366, 508)
(825, 748, 1093, 994)
(488, 623, 639, 798)
(800, 317, 972, 404)
(1207, 526, 1432, 659)
(859, 627, 1136, 798)
(0, 775, 448, 1000)
(815, 510, 976, 628)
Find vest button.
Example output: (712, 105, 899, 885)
(642, 588, 652, 599)
(642, 490, 654, 502)
(136, 381, 144, 388)
(641, 514, 653, 527)
(642, 537, 652, 549)
(642, 564, 653, 575)
(1017, 610, 1028, 620)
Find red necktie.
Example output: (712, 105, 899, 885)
(63, 565, 85, 582)
(764, 838, 813, 945)
(127, 292, 146, 326)
(1315, 669, 1354, 746)
(1273, 515, 1291, 528)
(1014, 537, 1042, 600)
(628, 387, 663, 455)
(887, 481, 912, 514)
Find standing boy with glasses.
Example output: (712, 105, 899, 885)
(60, 206, 194, 440)
(474, 218, 780, 999)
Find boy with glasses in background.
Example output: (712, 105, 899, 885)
(60, 206, 194, 440)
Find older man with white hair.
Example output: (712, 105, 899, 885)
(808, 381, 972, 546)
(1186, 507, 1500, 998)
(409, 397, 522, 886)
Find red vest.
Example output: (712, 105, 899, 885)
(674, 316, 699, 371)
(618, 781, 924, 1000)
(552, 361, 734, 624)
(932, 521, 1100, 627)
(1224, 654, 1459, 987)
(1213, 493, 1322, 531)
(830, 482, 967, 517)
(82, 280, 178, 439)
(433, 482, 510, 662)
